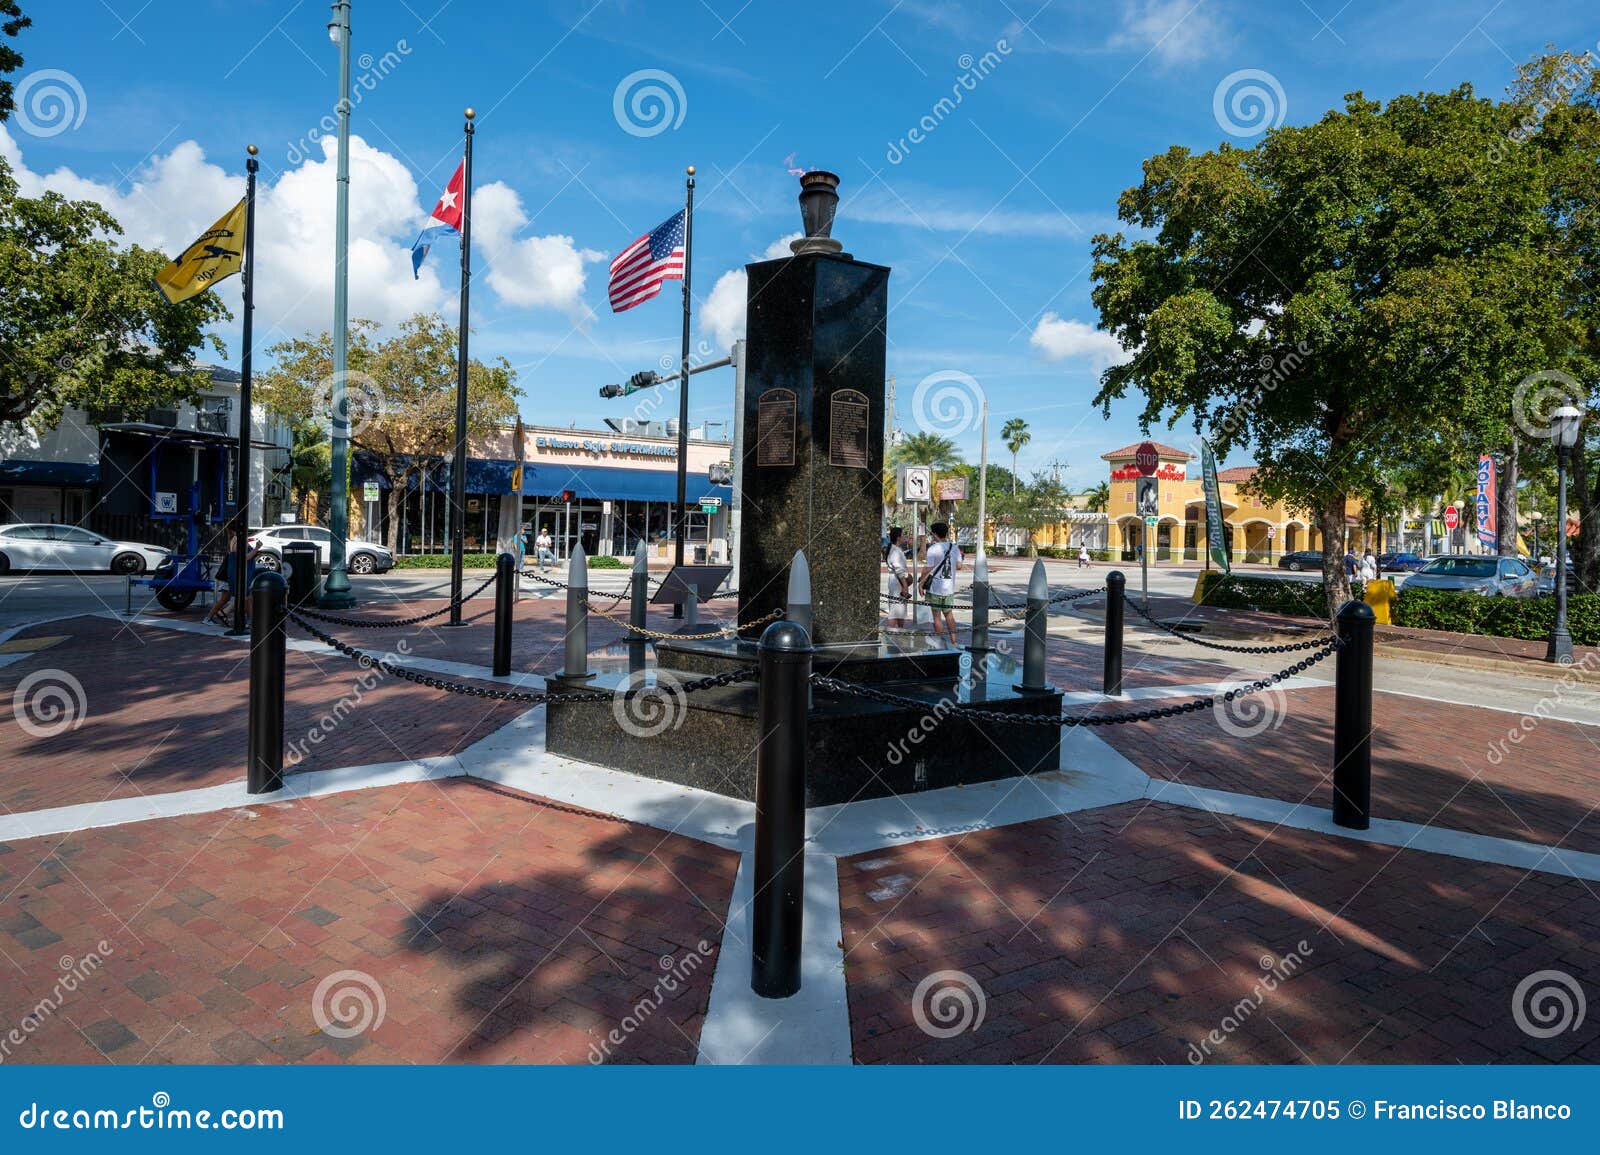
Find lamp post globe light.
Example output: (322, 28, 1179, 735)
(320, 0, 357, 607)
(1547, 404, 1583, 665)
(1528, 510, 1543, 569)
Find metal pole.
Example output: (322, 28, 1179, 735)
(247, 571, 287, 794)
(785, 549, 813, 641)
(320, 0, 356, 608)
(447, 109, 476, 626)
(672, 167, 696, 618)
(1331, 599, 1374, 829)
(751, 617, 811, 999)
(1548, 448, 1573, 664)
(976, 400, 988, 557)
(1104, 570, 1125, 696)
(492, 551, 514, 677)
(228, 145, 260, 636)
(730, 338, 746, 585)
(560, 547, 590, 682)
(1021, 558, 1050, 692)
(968, 550, 990, 653)
(628, 539, 649, 665)
(1140, 525, 1149, 613)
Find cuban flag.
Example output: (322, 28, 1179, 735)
(411, 160, 466, 278)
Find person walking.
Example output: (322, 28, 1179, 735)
(1078, 543, 1090, 569)
(206, 526, 259, 626)
(919, 521, 962, 644)
(1360, 549, 1378, 584)
(1343, 548, 1359, 579)
(884, 527, 910, 630)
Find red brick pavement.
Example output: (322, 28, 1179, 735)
(0, 778, 736, 1064)
(840, 802, 1600, 1064)
(0, 616, 524, 813)
(1097, 686, 1600, 856)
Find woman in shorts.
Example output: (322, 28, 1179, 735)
(884, 527, 910, 629)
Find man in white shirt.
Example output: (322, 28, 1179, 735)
(534, 528, 556, 571)
(919, 521, 962, 643)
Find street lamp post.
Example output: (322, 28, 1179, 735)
(1546, 405, 1582, 665)
(1528, 510, 1543, 571)
(320, 0, 357, 607)
(1451, 501, 1466, 553)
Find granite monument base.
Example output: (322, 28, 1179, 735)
(544, 639, 1063, 807)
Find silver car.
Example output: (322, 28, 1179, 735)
(1404, 554, 1539, 597)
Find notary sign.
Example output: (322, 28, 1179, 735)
(935, 476, 967, 502)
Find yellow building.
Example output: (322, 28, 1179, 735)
(1099, 442, 1374, 562)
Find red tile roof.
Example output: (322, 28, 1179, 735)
(1216, 466, 1259, 482)
(1099, 441, 1194, 461)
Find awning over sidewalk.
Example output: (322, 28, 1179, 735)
(0, 459, 100, 486)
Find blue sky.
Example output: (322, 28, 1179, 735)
(7, 0, 1594, 488)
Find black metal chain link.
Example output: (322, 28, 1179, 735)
(810, 636, 1340, 727)
(1119, 593, 1336, 654)
(293, 571, 501, 630)
(286, 609, 755, 702)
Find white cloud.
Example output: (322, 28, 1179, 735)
(698, 232, 802, 353)
(1030, 313, 1129, 368)
(1109, 0, 1225, 65)
(473, 181, 603, 323)
(0, 126, 604, 342)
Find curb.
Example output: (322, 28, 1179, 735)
(1374, 639, 1600, 683)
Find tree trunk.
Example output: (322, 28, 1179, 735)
(1010, 451, 1018, 495)
(385, 480, 405, 554)
(1572, 446, 1597, 594)
(1497, 439, 1519, 556)
(1319, 496, 1351, 618)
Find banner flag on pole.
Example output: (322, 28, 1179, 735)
(1475, 453, 1497, 550)
(153, 198, 248, 304)
(1201, 439, 1230, 575)
(411, 160, 466, 278)
(607, 209, 686, 312)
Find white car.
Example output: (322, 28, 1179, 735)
(0, 523, 170, 575)
(248, 524, 394, 575)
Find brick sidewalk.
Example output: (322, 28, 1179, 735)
(1098, 685, 1600, 856)
(840, 801, 1600, 1064)
(0, 778, 736, 1064)
(0, 616, 524, 813)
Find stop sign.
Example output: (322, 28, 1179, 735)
(1444, 507, 1460, 530)
(1134, 441, 1159, 477)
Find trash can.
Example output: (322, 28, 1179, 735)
(693, 545, 707, 565)
(282, 542, 320, 607)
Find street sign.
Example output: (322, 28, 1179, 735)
(1267, 525, 1276, 540)
(897, 464, 932, 504)
(1444, 506, 1460, 530)
(698, 496, 722, 509)
(1134, 441, 1159, 477)
(1135, 476, 1159, 519)
(362, 481, 379, 503)
(1144, 516, 1159, 528)
(935, 476, 968, 502)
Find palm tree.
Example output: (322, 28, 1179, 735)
(1084, 480, 1110, 513)
(892, 431, 962, 469)
(1001, 418, 1031, 494)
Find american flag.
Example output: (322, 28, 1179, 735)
(608, 210, 686, 313)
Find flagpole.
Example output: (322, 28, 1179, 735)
(228, 145, 261, 636)
(447, 108, 476, 627)
(672, 165, 695, 616)
(320, 0, 357, 608)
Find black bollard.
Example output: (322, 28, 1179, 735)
(1104, 570, 1126, 696)
(1331, 599, 1375, 830)
(1020, 559, 1051, 692)
(247, 571, 288, 794)
(492, 552, 515, 677)
(752, 618, 812, 999)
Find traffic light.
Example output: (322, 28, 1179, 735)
(560, 490, 574, 503)
(707, 461, 733, 485)
(627, 370, 658, 392)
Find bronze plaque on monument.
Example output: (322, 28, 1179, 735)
(828, 388, 869, 470)
(756, 387, 796, 467)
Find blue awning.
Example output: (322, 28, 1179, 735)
(0, 459, 100, 487)
(525, 463, 729, 504)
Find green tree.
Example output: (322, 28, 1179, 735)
(1091, 81, 1572, 611)
(1001, 417, 1031, 495)
(0, 158, 229, 429)
(255, 313, 521, 551)
(1084, 480, 1111, 513)
(0, 3, 29, 124)
(891, 431, 962, 469)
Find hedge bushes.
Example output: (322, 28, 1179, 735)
(395, 551, 629, 570)
(1194, 571, 1338, 619)
(1395, 585, 1600, 645)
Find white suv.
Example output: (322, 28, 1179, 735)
(248, 525, 394, 575)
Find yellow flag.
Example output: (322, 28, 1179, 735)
(153, 198, 247, 304)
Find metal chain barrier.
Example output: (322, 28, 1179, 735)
(810, 636, 1340, 727)
(293, 571, 500, 630)
(524, 569, 741, 602)
(1121, 593, 1335, 654)
(880, 585, 1105, 619)
(287, 609, 755, 702)
(583, 601, 783, 641)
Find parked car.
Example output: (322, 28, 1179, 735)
(1404, 554, 1539, 597)
(1377, 552, 1427, 572)
(0, 523, 170, 575)
(247, 525, 394, 575)
(1276, 549, 1323, 572)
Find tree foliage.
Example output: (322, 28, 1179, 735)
(254, 313, 521, 551)
(0, 157, 229, 429)
(0, 3, 28, 124)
